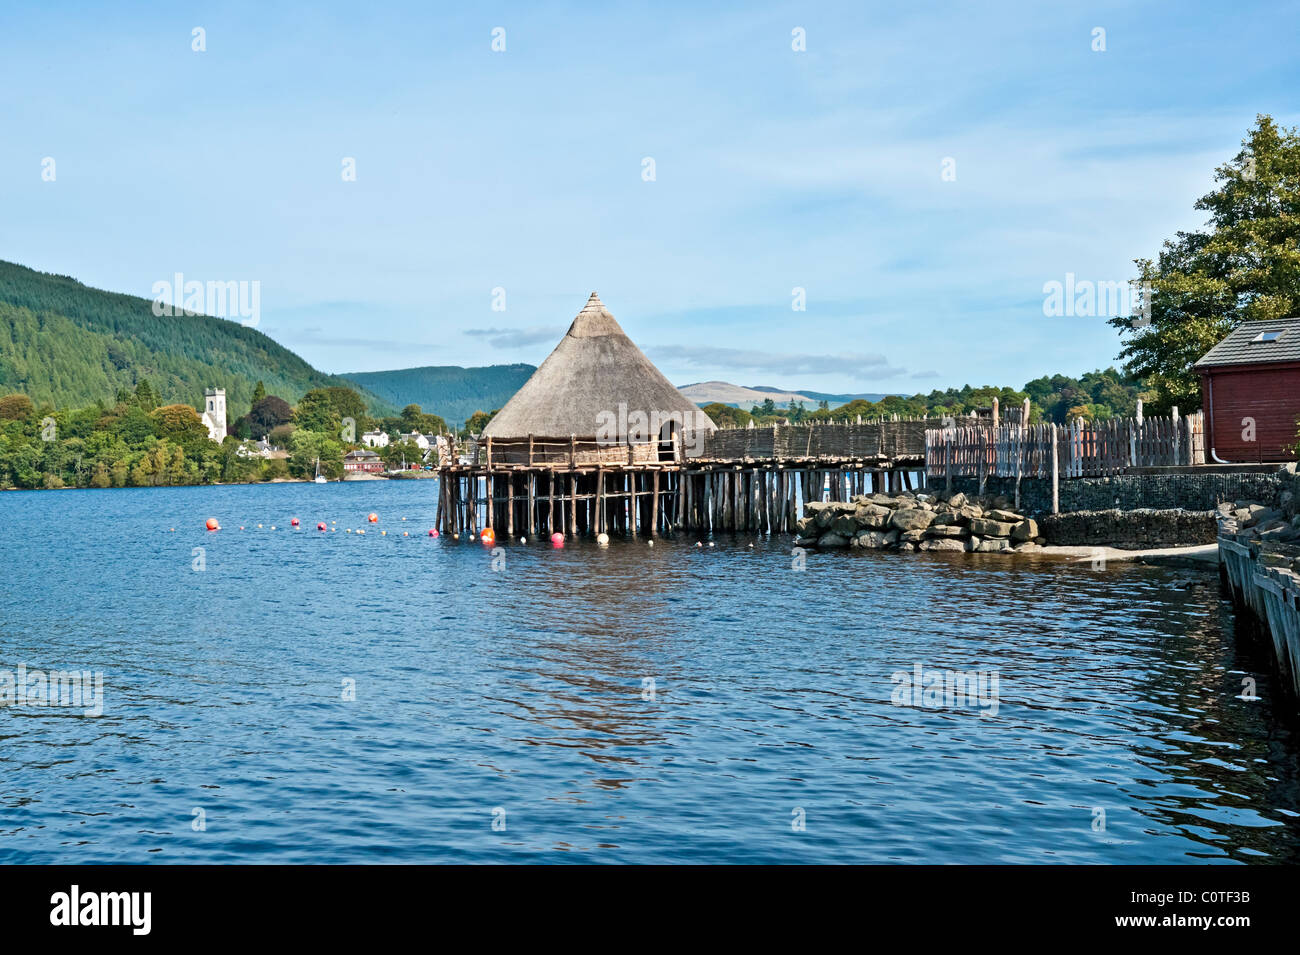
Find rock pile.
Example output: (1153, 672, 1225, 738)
(794, 491, 1044, 553)
(1218, 490, 1300, 544)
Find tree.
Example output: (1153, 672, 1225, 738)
(0, 394, 34, 420)
(247, 395, 293, 436)
(288, 429, 344, 479)
(251, 380, 266, 409)
(400, 403, 447, 434)
(1109, 115, 1300, 413)
(294, 390, 340, 434)
(382, 439, 423, 469)
(134, 379, 158, 411)
(150, 404, 210, 445)
(700, 403, 753, 428)
(463, 409, 497, 435)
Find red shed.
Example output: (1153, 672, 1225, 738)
(1195, 316, 1300, 463)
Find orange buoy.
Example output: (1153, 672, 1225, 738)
(480, 528, 496, 544)
(205, 518, 220, 531)
(291, 518, 300, 527)
(367, 512, 378, 523)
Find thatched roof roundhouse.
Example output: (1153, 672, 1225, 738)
(478, 293, 715, 466)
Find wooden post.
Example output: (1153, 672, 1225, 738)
(651, 469, 660, 535)
(597, 468, 605, 534)
(527, 472, 536, 536)
(569, 471, 577, 535)
(1051, 425, 1059, 515)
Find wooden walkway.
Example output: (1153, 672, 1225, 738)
(436, 419, 934, 537)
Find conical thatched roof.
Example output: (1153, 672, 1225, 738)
(481, 293, 715, 439)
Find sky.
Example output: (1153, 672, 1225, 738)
(1, 1, 1298, 395)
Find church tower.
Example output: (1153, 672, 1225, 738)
(202, 388, 227, 442)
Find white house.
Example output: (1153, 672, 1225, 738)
(361, 430, 390, 448)
(398, 432, 430, 450)
(200, 388, 227, 443)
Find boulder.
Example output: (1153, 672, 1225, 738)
(816, 531, 850, 548)
(970, 518, 1015, 538)
(899, 529, 926, 544)
(831, 514, 858, 536)
(808, 502, 838, 528)
(1010, 519, 1039, 542)
(852, 530, 895, 549)
(890, 508, 935, 532)
(919, 538, 965, 552)
(853, 504, 892, 529)
(988, 508, 1025, 524)
(794, 516, 817, 537)
(947, 492, 967, 508)
(965, 536, 981, 551)
(924, 524, 969, 538)
(794, 536, 818, 548)
(976, 537, 1012, 553)
(898, 542, 916, 552)
(1013, 541, 1041, 553)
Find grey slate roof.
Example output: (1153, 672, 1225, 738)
(1194, 316, 1300, 369)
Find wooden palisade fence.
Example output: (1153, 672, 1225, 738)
(924, 409, 1205, 512)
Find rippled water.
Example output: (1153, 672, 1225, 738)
(1, 480, 1298, 863)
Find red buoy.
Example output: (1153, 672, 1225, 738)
(368, 512, 378, 523)
(550, 532, 564, 547)
(480, 527, 496, 544)
(205, 518, 220, 531)
(291, 518, 300, 527)
(317, 522, 327, 531)
(428, 528, 438, 537)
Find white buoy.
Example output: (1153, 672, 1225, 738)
(596, 533, 610, 545)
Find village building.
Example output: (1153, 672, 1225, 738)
(360, 430, 390, 448)
(1194, 316, 1300, 463)
(343, 448, 384, 473)
(200, 388, 227, 443)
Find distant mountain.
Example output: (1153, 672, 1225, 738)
(786, 388, 896, 405)
(679, 381, 817, 406)
(344, 363, 535, 426)
(679, 380, 895, 408)
(0, 260, 394, 415)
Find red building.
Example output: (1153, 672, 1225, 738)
(343, 449, 384, 473)
(1195, 316, 1300, 463)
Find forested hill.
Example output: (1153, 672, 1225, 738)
(344, 363, 535, 427)
(0, 260, 393, 414)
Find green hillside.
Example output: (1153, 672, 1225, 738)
(344, 363, 535, 426)
(0, 260, 393, 415)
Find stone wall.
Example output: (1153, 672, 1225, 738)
(948, 471, 1285, 515)
(1040, 509, 1218, 549)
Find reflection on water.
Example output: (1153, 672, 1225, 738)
(0, 481, 1297, 863)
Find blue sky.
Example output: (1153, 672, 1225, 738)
(2, 1, 1297, 394)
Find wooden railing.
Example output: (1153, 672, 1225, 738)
(925, 412, 1205, 482)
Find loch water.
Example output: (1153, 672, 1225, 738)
(1, 480, 1298, 863)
